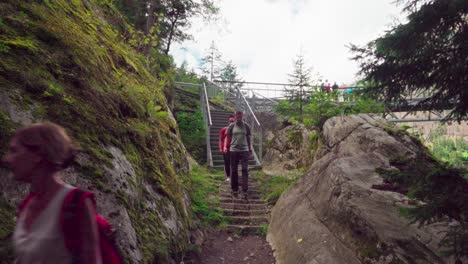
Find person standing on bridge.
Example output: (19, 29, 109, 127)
(219, 115, 235, 182)
(224, 111, 252, 199)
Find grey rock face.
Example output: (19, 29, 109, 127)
(0, 90, 191, 263)
(263, 124, 315, 174)
(268, 114, 449, 264)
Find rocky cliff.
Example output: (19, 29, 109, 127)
(267, 114, 454, 263)
(0, 1, 193, 263)
(262, 124, 317, 173)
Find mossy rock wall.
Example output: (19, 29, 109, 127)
(0, 1, 193, 263)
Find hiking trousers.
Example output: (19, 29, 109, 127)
(223, 151, 231, 178)
(230, 151, 249, 192)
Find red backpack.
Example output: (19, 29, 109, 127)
(18, 188, 123, 264)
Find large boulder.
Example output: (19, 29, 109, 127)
(267, 114, 451, 264)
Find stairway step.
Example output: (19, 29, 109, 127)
(219, 198, 266, 204)
(222, 209, 269, 216)
(229, 216, 269, 225)
(211, 165, 262, 170)
(226, 225, 263, 235)
(219, 193, 261, 199)
(220, 203, 267, 210)
(219, 187, 261, 194)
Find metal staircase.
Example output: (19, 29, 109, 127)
(175, 81, 264, 168)
(209, 110, 258, 168)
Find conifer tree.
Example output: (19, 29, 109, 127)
(219, 61, 244, 92)
(200, 41, 224, 81)
(286, 53, 313, 121)
(350, 0, 467, 121)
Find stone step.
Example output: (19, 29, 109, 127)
(218, 184, 260, 190)
(212, 154, 256, 161)
(218, 188, 261, 195)
(229, 216, 269, 225)
(211, 165, 262, 170)
(220, 202, 267, 211)
(219, 198, 266, 204)
(226, 224, 263, 235)
(222, 209, 269, 216)
(219, 193, 261, 200)
(213, 160, 257, 166)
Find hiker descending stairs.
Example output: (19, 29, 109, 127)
(210, 110, 257, 168)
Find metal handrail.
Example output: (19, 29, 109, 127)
(251, 91, 279, 104)
(237, 87, 260, 126)
(203, 82, 212, 126)
(200, 82, 213, 167)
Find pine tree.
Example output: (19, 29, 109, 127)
(219, 61, 243, 92)
(350, 0, 467, 121)
(286, 53, 313, 121)
(200, 41, 224, 81)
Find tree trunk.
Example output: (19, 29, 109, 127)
(164, 17, 178, 55)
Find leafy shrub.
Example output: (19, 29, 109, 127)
(275, 91, 384, 129)
(426, 125, 468, 170)
(176, 109, 206, 163)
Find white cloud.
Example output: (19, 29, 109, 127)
(170, 0, 405, 85)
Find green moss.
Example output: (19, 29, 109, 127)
(287, 129, 302, 148)
(0, 37, 39, 53)
(253, 170, 299, 205)
(0, 197, 15, 264)
(189, 165, 226, 229)
(360, 244, 379, 259)
(0, 0, 197, 261)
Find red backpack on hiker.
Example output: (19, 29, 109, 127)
(18, 188, 123, 264)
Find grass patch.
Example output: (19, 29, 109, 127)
(189, 164, 227, 229)
(252, 170, 299, 205)
(257, 223, 269, 237)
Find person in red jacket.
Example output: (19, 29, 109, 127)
(2, 122, 102, 264)
(219, 115, 235, 182)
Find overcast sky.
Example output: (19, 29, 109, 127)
(170, 0, 406, 86)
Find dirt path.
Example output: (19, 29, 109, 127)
(194, 231, 275, 264)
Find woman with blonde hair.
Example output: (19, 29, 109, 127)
(2, 122, 102, 264)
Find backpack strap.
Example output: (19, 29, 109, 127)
(17, 193, 35, 217)
(227, 123, 234, 136)
(244, 123, 251, 136)
(61, 188, 96, 264)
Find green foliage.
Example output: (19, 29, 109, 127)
(114, 0, 219, 55)
(189, 165, 226, 228)
(0, 197, 15, 264)
(174, 61, 201, 85)
(275, 91, 383, 129)
(253, 171, 299, 205)
(376, 157, 468, 260)
(426, 125, 468, 170)
(284, 52, 316, 121)
(350, 0, 467, 121)
(176, 109, 206, 163)
(257, 223, 269, 237)
(286, 129, 302, 148)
